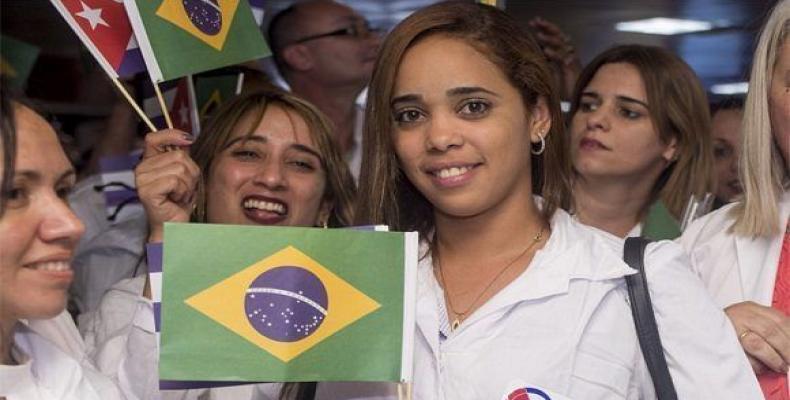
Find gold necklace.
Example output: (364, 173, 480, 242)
(435, 227, 546, 331)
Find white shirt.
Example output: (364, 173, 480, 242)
(0, 312, 123, 400)
(261, 210, 760, 399)
(69, 174, 148, 314)
(80, 275, 260, 400)
(679, 190, 790, 308)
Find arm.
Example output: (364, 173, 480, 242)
(528, 17, 582, 102)
(642, 241, 762, 397)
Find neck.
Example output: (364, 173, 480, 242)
(0, 314, 17, 365)
(433, 191, 546, 267)
(288, 77, 362, 154)
(573, 174, 654, 237)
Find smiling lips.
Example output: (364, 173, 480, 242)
(24, 259, 74, 284)
(242, 197, 288, 224)
(426, 164, 480, 187)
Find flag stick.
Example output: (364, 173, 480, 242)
(111, 78, 157, 132)
(153, 81, 174, 129)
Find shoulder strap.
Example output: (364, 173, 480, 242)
(624, 237, 678, 400)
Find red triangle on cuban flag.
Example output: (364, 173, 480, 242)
(59, 0, 133, 71)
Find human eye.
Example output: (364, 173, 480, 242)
(3, 181, 29, 209)
(231, 147, 261, 161)
(579, 99, 597, 112)
(458, 99, 490, 118)
(55, 182, 75, 200)
(287, 157, 319, 172)
(713, 142, 733, 159)
(393, 108, 425, 125)
(619, 107, 642, 120)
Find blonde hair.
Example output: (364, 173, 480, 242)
(354, 1, 572, 236)
(732, 0, 789, 236)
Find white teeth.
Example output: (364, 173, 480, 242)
(31, 261, 70, 272)
(243, 199, 286, 215)
(436, 166, 470, 179)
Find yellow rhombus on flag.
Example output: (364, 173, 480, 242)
(156, 0, 239, 51)
(184, 246, 381, 362)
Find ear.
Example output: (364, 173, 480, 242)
(528, 96, 552, 143)
(281, 44, 314, 72)
(315, 200, 333, 228)
(661, 136, 679, 163)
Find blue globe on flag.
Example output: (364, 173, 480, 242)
(182, 0, 222, 35)
(245, 266, 329, 342)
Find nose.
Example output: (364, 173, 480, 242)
(584, 105, 610, 132)
(253, 158, 287, 190)
(426, 113, 464, 152)
(39, 195, 85, 247)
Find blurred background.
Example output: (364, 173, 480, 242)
(0, 0, 778, 169)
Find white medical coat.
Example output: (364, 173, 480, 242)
(679, 190, 789, 308)
(0, 312, 123, 400)
(263, 210, 761, 399)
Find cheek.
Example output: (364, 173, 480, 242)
(0, 219, 30, 269)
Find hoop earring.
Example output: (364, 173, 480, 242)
(531, 132, 546, 155)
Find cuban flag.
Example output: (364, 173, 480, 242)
(50, 0, 146, 78)
(141, 76, 199, 134)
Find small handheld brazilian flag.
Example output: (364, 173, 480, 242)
(123, 0, 270, 82)
(160, 223, 418, 384)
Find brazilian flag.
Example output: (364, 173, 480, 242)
(160, 223, 418, 383)
(124, 0, 269, 82)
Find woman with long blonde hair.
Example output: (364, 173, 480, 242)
(681, 1, 790, 398)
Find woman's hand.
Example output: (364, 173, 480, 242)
(725, 301, 790, 374)
(135, 129, 199, 243)
(529, 17, 582, 101)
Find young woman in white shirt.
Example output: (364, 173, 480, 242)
(79, 87, 357, 400)
(0, 90, 122, 399)
(351, 2, 760, 398)
(567, 44, 713, 239)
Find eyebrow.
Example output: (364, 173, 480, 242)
(391, 86, 500, 107)
(581, 92, 650, 109)
(224, 135, 322, 159)
(15, 168, 76, 184)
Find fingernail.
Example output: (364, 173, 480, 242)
(182, 133, 194, 142)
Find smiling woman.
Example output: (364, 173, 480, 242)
(0, 88, 121, 399)
(79, 86, 357, 400)
(351, 2, 759, 398)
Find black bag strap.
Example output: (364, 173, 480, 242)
(624, 237, 678, 400)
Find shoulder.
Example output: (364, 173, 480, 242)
(678, 203, 738, 251)
(78, 275, 148, 339)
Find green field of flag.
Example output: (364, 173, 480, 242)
(0, 35, 40, 89)
(124, 0, 270, 82)
(160, 223, 418, 383)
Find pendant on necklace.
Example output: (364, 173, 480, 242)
(451, 318, 461, 331)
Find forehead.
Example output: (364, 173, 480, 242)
(300, 1, 360, 26)
(14, 105, 70, 171)
(230, 104, 318, 148)
(586, 62, 647, 98)
(394, 35, 510, 96)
